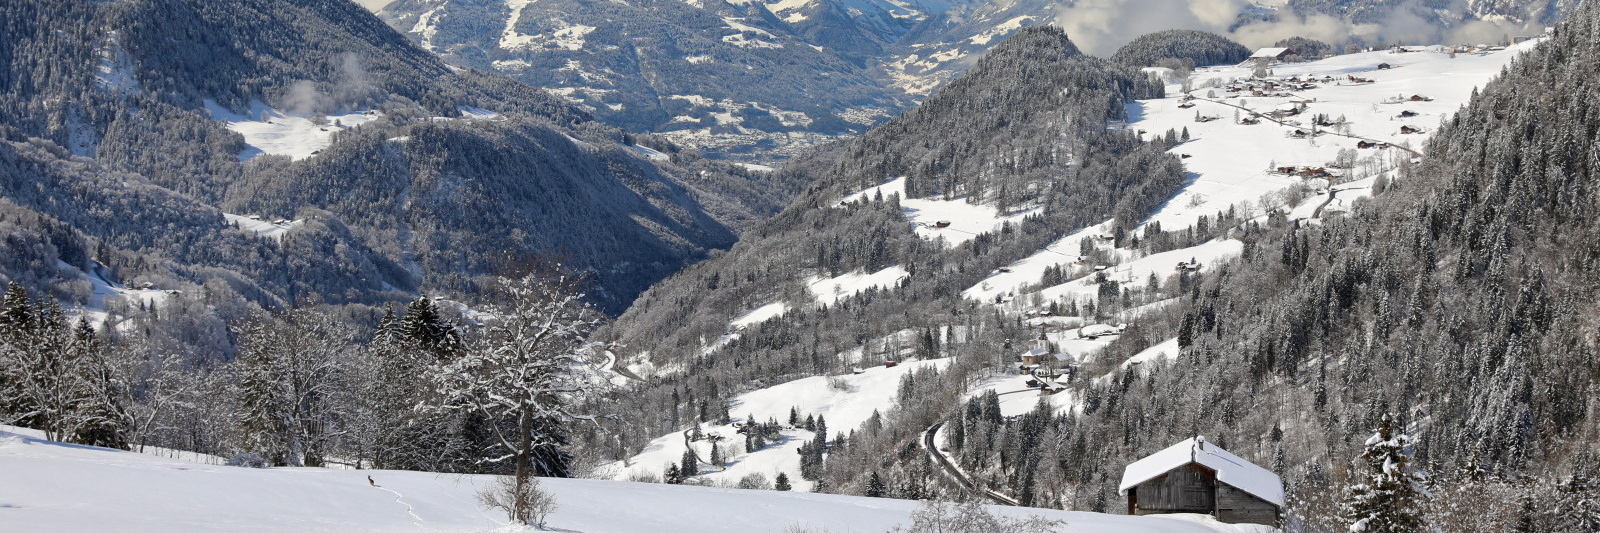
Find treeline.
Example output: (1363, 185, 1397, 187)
(1111, 30, 1251, 69)
(0, 277, 600, 477)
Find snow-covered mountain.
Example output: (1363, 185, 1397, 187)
(581, 16, 1594, 522)
(0, 0, 799, 314)
(378, 0, 910, 160)
(372, 0, 1571, 161)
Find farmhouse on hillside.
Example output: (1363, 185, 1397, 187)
(1246, 48, 1293, 68)
(1119, 437, 1284, 526)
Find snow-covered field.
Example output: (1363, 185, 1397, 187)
(807, 265, 910, 306)
(2, 425, 1268, 532)
(1133, 41, 1541, 235)
(603, 358, 950, 491)
(839, 177, 1038, 247)
(204, 100, 381, 161)
(224, 213, 302, 241)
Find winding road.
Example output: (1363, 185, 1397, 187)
(921, 422, 1019, 506)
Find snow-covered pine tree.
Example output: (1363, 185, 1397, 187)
(866, 471, 887, 497)
(0, 293, 100, 444)
(232, 316, 290, 466)
(774, 472, 792, 490)
(680, 447, 700, 477)
(400, 296, 463, 358)
(1343, 414, 1428, 533)
(64, 318, 131, 450)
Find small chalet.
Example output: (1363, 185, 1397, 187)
(1247, 48, 1293, 65)
(1119, 437, 1284, 526)
(1018, 346, 1050, 366)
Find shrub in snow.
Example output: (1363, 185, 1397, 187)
(737, 472, 771, 490)
(891, 500, 1063, 533)
(477, 474, 557, 528)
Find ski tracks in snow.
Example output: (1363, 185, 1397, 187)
(374, 485, 424, 526)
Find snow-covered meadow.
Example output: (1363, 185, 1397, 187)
(2, 425, 1269, 532)
(602, 358, 950, 491)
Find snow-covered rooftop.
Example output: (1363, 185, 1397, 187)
(1248, 48, 1290, 59)
(1118, 436, 1285, 508)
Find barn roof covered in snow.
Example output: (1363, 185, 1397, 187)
(1117, 436, 1285, 507)
(1250, 48, 1291, 59)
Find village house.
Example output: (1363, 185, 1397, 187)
(1119, 437, 1284, 526)
(1245, 48, 1293, 69)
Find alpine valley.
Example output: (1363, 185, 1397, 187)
(373, 0, 1577, 160)
(1, 0, 1598, 532)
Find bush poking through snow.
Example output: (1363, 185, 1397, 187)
(477, 474, 558, 528)
(892, 500, 1065, 532)
(737, 472, 772, 490)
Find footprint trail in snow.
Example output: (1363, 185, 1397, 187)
(374, 485, 424, 526)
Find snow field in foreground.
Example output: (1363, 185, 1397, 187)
(1, 426, 1272, 532)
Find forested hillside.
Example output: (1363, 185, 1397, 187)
(578, 26, 1189, 481)
(1167, 8, 1600, 527)
(798, 8, 1600, 531)
(0, 0, 797, 313)
(573, 12, 1600, 531)
(1111, 30, 1251, 69)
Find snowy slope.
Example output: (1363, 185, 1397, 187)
(1, 426, 1267, 532)
(204, 100, 381, 162)
(1134, 41, 1543, 235)
(224, 213, 303, 241)
(963, 39, 1541, 311)
(603, 358, 950, 491)
(953, 40, 1541, 419)
(807, 265, 910, 306)
(839, 177, 1038, 247)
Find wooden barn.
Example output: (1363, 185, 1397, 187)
(1118, 437, 1284, 526)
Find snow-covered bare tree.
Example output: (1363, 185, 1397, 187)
(231, 311, 352, 467)
(432, 270, 606, 524)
